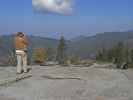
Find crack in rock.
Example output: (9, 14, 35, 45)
(41, 75, 82, 80)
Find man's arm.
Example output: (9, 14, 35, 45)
(23, 36, 28, 45)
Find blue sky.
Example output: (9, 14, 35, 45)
(0, 0, 133, 39)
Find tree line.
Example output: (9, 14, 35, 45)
(32, 36, 67, 65)
(0, 36, 133, 68)
(96, 42, 133, 68)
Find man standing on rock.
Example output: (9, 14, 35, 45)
(14, 32, 28, 74)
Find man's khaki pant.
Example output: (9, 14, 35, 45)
(16, 50, 27, 73)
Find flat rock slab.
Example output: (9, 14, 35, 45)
(0, 65, 133, 100)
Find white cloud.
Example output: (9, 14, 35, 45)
(32, 0, 74, 15)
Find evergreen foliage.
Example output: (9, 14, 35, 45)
(56, 36, 67, 64)
(96, 41, 133, 68)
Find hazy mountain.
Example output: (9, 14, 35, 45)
(70, 35, 88, 42)
(1, 31, 133, 64)
(27, 35, 58, 49)
(69, 32, 133, 58)
(127, 30, 133, 32)
(0, 35, 59, 50)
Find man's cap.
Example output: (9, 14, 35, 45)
(16, 32, 24, 36)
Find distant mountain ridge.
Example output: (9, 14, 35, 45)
(126, 30, 133, 32)
(69, 31, 133, 58)
(70, 35, 88, 42)
(0, 35, 59, 48)
(0, 31, 133, 64)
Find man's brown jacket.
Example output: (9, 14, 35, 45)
(14, 36, 28, 51)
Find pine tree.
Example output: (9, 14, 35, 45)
(96, 47, 108, 62)
(56, 36, 66, 64)
(113, 42, 125, 68)
(45, 48, 55, 61)
(0, 37, 2, 46)
(130, 49, 133, 63)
